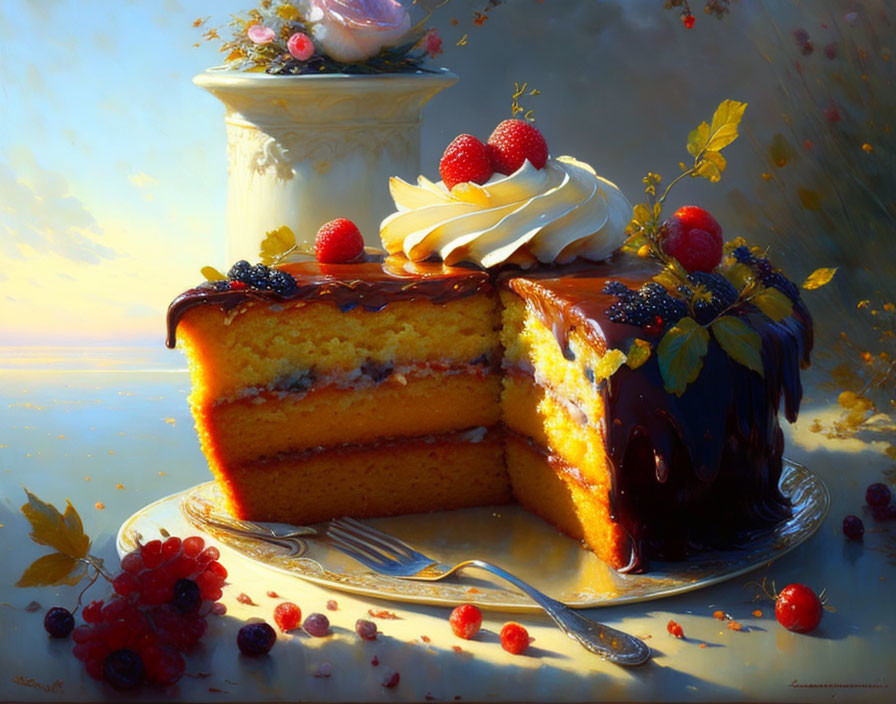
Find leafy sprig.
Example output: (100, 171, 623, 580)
(616, 99, 834, 395)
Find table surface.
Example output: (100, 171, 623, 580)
(0, 347, 893, 703)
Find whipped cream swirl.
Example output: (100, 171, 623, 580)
(380, 157, 631, 268)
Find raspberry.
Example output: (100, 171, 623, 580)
(774, 584, 823, 633)
(315, 218, 364, 264)
(487, 119, 549, 174)
(237, 622, 276, 656)
(273, 602, 302, 632)
(439, 134, 494, 190)
(663, 225, 723, 273)
(499, 622, 530, 654)
(672, 206, 723, 245)
(842, 515, 864, 540)
(667, 619, 685, 638)
(44, 607, 75, 638)
(303, 612, 330, 637)
(449, 604, 482, 640)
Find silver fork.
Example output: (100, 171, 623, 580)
(326, 517, 650, 666)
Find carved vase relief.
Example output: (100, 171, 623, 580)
(195, 70, 457, 261)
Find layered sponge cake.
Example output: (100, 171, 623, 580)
(168, 258, 510, 525)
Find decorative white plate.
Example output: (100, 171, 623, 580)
(117, 460, 829, 613)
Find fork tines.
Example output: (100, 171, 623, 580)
(327, 516, 420, 560)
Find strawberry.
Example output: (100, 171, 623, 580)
(486, 119, 549, 174)
(499, 622, 530, 655)
(448, 604, 482, 640)
(774, 584, 823, 633)
(315, 218, 364, 264)
(439, 134, 493, 190)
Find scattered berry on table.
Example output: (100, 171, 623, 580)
(43, 607, 74, 638)
(303, 612, 330, 637)
(237, 622, 277, 656)
(487, 119, 549, 174)
(667, 620, 685, 638)
(273, 602, 302, 632)
(842, 515, 864, 540)
(380, 669, 400, 688)
(499, 622, 530, 654)
(326, 599, 339, 611)
(315, 218, 365, 264)
(103, 648, 144, 690)
(355, 619, 379, 641)
(439, 134, 494, 190)
(774, 583, 823, 633)
(866, 482, 892, 507)
(449, 604, 482, 640)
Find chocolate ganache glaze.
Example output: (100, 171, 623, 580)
(167, 253, 813, 572)
(505, 255, 813, 572)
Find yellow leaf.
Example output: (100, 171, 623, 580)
(632, 203, 652, 227)
(201, 266, 226, 282)
(706, 99, 748, 152)
(15, 553, 87, 588)
(259, 226, 297, 265)
(802, 267, 838, 290)
(694, 150, 727, 182)
(653, 269, 680, 290)
(626, 338, 652, 369)
(687, 122, 710, 156)
(595, 349, 627, 381)
(753, 287, 794, 322)
(20, 490, 90, 560)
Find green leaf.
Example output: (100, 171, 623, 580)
(711, 316, 764, 376)
(706, 99, 747, 152)
(694, 150, 727, 182)
(802, 267, 837, 290)
(15, 553, 86, 588)
(258, 225, 297, 265)
(657, 317, 710, 396)
(687, 122, 710, 156)
(626, 338, 652, 370)
(753, 287, 794, 322)
(21, 490, 90, 560)
(201, 266, 226, 282)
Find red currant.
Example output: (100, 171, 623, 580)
(140, 540, 164, 569)
(448, 604, 482, 640)
(499, 622, 530, 655)
(775, 583, 823, 633)
(273, 602, 302, 632)
(182, 536, 205, 558)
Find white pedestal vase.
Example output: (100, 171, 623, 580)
(194, 69, 457, 262)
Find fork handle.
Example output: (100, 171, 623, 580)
(458, 560, 650, 666)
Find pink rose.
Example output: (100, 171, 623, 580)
(287, 32, 315, 61)
(308, 0, 411, 63)
(247, 24, 276, 45)
(423, 29, 442, 58)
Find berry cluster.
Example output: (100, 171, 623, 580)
(731, 246, 800, 302)
(604, 281, 689, 329)
(438, 120, 549, 191)
(68, 536, 226, 689)
(678, 271, 739, 325)
(227, 261, 299, 297)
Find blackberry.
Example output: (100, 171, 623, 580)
(268, 268, 299, 297)
(227, 260, 253, 282)
(103, 649, 144, 690)
(755, 258, 799, 302)
(684, 272, 738, 325)
(43, 606, 74, 638)
(731, 245, 755, 265)
(171, 578, 201, 615)
(605, 281, 688, 329)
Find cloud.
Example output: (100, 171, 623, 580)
(0, 157, 118, 265)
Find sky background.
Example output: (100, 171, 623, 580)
(1, 0, 891, 347)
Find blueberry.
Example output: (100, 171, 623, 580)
(237, 622, 276, 656)
(842, 515, 864, 540)
(171, 578, 201, 615)
(103, 648, 144, 690)
(43, 607, 74, 638)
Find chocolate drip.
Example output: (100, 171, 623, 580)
(505, 256, 814, 573)
(166, 257, 493, 348)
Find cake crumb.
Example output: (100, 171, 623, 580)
(266, 591, 279, 599)
(94, 502, 105, 510)
(699, 643, 707, 648)
(368, 608, 399, 619)
(115, 484, 124, 490)
(236, 593, 256, 605)
(727, 621, 743, 631)
(84, 476, 90, 481)
(25, 601, 41, 613)
(452, 645, 464, 653)
(712, 610, 726, 620)
(466, 588, 480, 595)
(158, 471, 166, 476)
(752, 609, 763, 618)
(421, 635, 431, 643)
(326, 599, 338, 611)
(370, 656, 379, 666)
